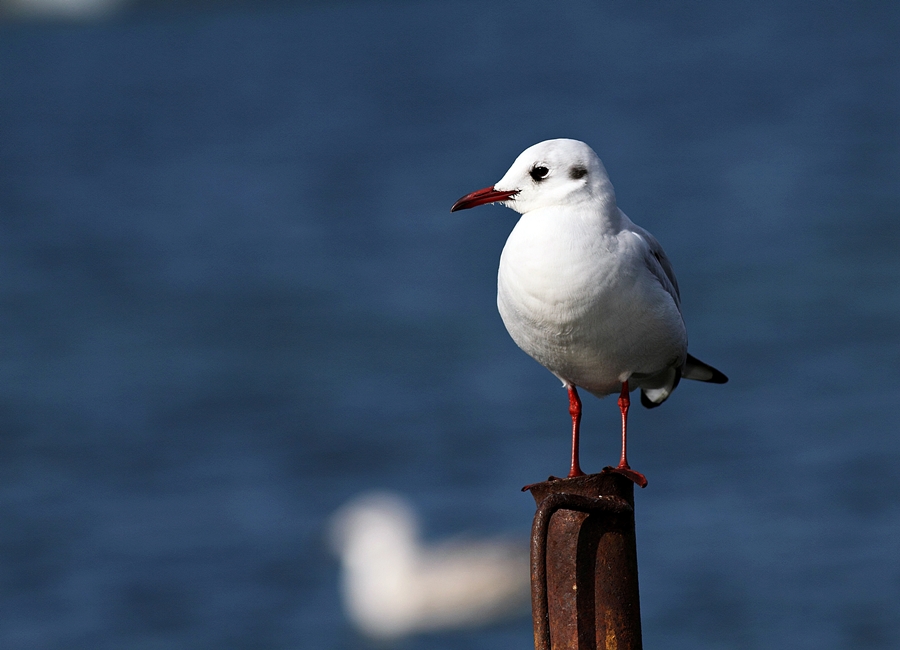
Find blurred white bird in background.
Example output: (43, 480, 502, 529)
(2, 0, 130, 19)
(328, 492, 530, 640)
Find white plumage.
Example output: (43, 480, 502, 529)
(329, 492, 529, 639)
(452, 139, 727, 484)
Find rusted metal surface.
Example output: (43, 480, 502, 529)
(526, 472, 642, 650)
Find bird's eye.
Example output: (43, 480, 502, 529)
(529, 165, 550, 182)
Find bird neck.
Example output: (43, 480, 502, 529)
(575, 197, 623, 236)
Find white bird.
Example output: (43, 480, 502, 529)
(451, 139, 727, 487)
(328, 492, 530, 640)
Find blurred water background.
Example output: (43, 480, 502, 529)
(1, 1, 898, 648)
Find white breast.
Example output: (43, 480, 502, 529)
(497, 206, 687, 397)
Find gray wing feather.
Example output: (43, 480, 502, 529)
(627, 223, 728, 407)
(631, 226, 681, 309)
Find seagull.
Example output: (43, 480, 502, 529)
(329, 492, 530, 639)
(451, 139, 727, 488)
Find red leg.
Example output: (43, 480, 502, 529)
(617, 382, 631, 469)
(567, 385, 585, 477)
(603, 381, 648, 488)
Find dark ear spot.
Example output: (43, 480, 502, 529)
(569, 166, 588, 180)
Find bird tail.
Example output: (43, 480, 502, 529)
(639, 366, 681, 409)
(639, 353, 727, 409)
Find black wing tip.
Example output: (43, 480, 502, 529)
(685, 353, 729, 384)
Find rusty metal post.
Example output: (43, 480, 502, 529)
(526, 472, 642, 650)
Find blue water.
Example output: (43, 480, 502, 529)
(1, 1, 898, 648)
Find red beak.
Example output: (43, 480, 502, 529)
(450, 186, 518, 212)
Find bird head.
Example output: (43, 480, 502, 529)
(451, 139, 616, 215)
